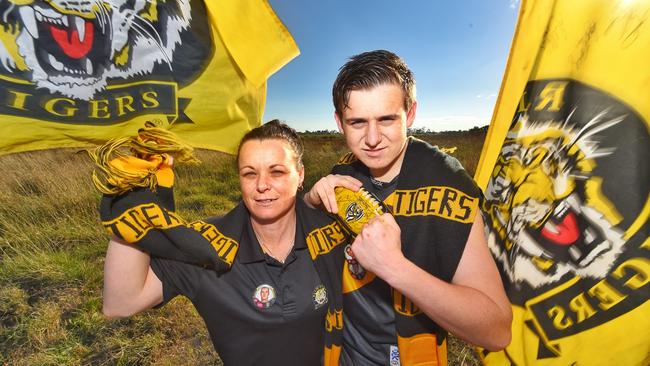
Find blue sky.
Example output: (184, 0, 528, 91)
(264, 0, 520, 132)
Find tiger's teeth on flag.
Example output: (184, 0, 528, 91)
(0, 0, 299, 155)
(476, 1, 650, 365)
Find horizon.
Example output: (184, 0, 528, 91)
(296, 124, 490, 134)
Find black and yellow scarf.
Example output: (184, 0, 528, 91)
(328, 137, 483, 366)
(91, 125, 233, 272)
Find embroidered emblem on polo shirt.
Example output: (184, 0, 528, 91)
(252, 284, 276, 310)
(312, 285, 328, 309)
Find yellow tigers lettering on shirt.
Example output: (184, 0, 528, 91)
(387, 186, 479, 223)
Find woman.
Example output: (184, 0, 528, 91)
(102, 120, 346, 365)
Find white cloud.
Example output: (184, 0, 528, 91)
(510, 0, 520, 9)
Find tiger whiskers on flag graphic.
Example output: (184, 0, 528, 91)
(0, 0, 191, 100)
(483, 111, 627, 288)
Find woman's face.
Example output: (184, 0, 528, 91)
(238, 138, 304, 224)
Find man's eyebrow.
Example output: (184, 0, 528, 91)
(345, 117, 368, 124)
(378, 114, 400, 121)
(346, 114, 399, 123)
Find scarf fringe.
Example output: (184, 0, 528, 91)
(88, 123, 200, 195)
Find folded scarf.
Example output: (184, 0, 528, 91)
(90, 125, 233, 273)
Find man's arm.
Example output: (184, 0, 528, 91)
(103, 236, 164, 318)
(350, 213, 512, 351)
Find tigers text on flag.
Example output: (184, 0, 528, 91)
(0, 0, 299, 155)
(475, 0, 650, 365)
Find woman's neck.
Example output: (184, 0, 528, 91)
(250, 210, 297, 250)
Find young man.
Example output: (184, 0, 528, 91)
(305, 50, 512, 365)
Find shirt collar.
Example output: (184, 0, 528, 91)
(238, 203, 307, 264)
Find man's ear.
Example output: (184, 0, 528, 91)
(406, 101, 417, 128)
(334, 112, 344, 133)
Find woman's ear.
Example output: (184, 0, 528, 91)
(299, 167, 305, 190)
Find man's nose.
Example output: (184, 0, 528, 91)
(365, 121, 381, 147)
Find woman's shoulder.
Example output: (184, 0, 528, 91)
(296, 197, 334, 222)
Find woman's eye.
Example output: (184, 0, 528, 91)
(271, 170, 285, 176)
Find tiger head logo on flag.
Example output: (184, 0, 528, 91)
(483, 79, 649, 290)
(0, 0, 193, 100)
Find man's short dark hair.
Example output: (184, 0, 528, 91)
(237, 119, 304, 170)
(332, 50, 416, 117)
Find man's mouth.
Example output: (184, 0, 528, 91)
(363, 147, 386, 157)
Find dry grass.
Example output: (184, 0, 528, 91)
(0, 131, 485, 365)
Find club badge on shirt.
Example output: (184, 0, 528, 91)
(344, 244, 366, 279)
(252, 284, 276, 310)
(312, 284, 328, 309)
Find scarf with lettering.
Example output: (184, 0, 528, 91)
(328, 137, 483, 366)
(91, 125, 236, 272)
(98, 156, 234, 272)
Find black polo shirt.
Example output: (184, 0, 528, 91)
(150, 216, 329, 365)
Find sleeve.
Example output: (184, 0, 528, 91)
(150, 257, 203, 306)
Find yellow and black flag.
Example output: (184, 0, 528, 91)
(0, 0, 298, 154)
(476, 0, 650, 365)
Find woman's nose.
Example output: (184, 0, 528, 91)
(256, 173, 270, 191)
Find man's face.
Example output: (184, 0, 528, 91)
(335, 83, 416, 181)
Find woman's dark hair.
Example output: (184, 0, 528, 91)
(237, 119, 304, 170)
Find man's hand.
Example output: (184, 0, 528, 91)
(349, 213, 405, 277)
(303, 174, 362, 213)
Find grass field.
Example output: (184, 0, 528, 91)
(0, 130, 487, 365)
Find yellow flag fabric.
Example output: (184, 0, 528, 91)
(475, 0, 650, 365)
(0, 0, 298, 155)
